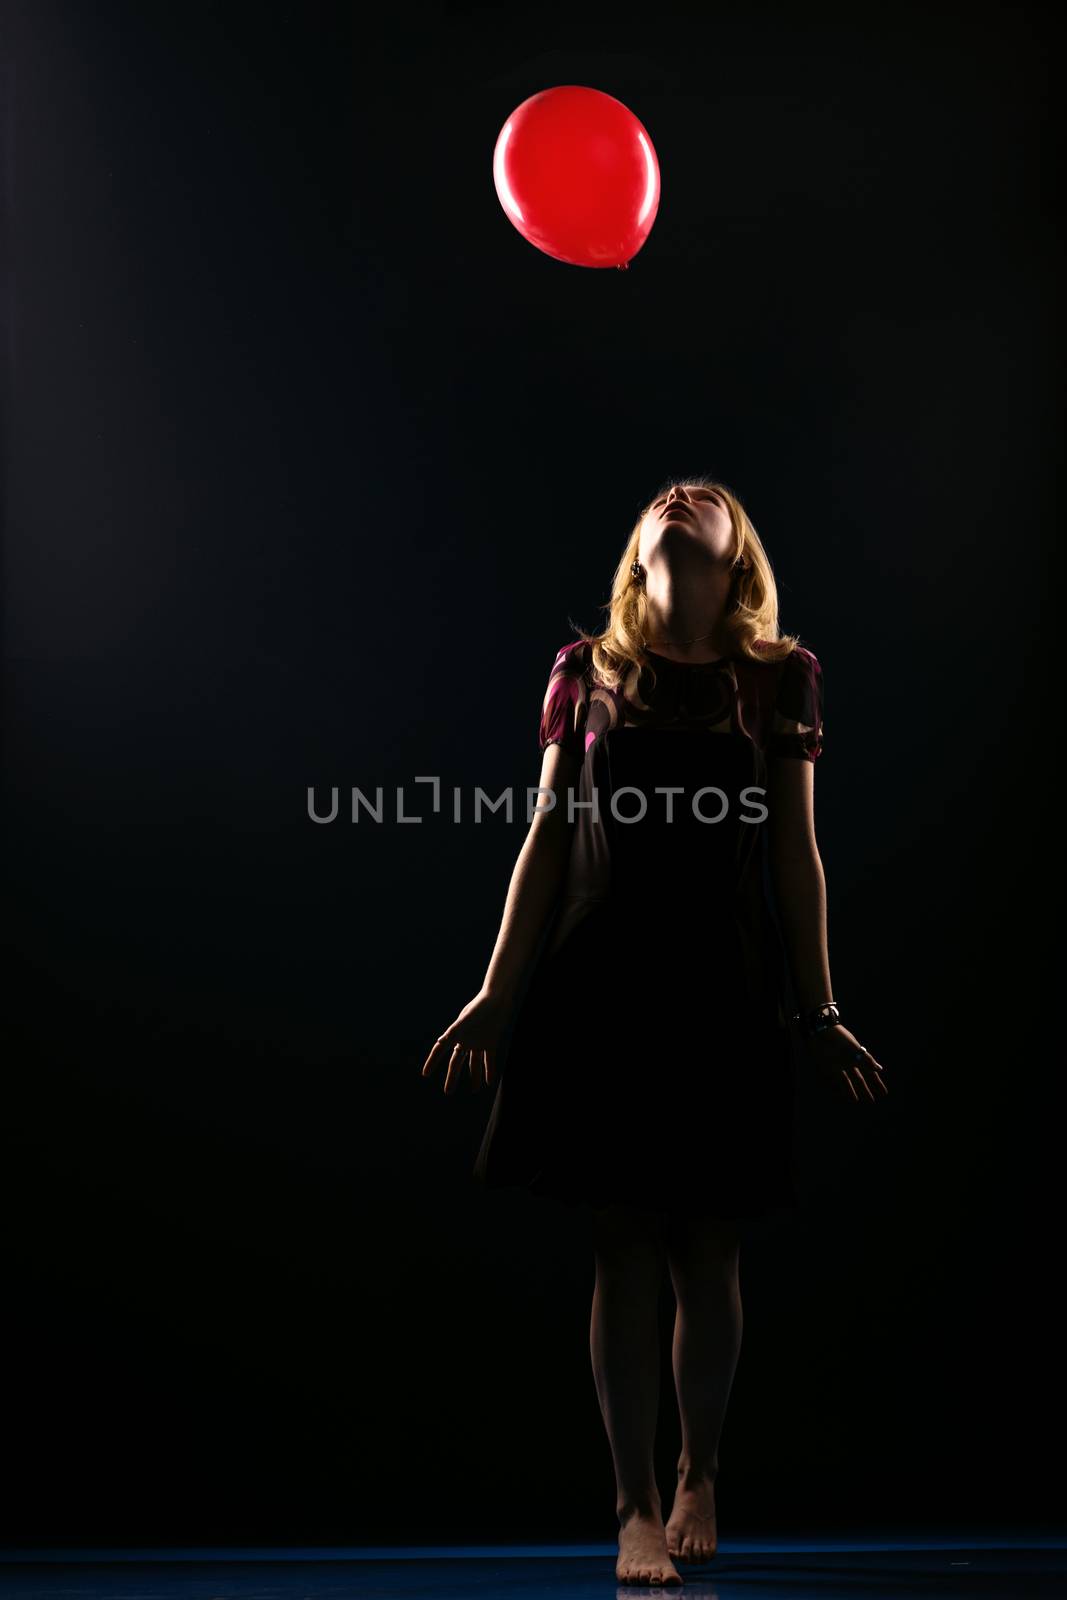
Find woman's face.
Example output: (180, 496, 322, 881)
(637, 483, 735, 572)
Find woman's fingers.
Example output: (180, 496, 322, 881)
(421, 1031, 456, 1080)
(850, 1063, 878, 1104)
(443, 1039, 469, 1095)
(851, 1049, 887, 1103)
(419, 1040, 441, 1077)
(809, 1035, 888, 1107)
(864, 1052, 889, 1095)
(422, 1012, 504, 1094)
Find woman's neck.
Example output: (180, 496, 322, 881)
(642, 598, 730, 663)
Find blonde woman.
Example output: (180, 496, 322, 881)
(421, 476, 888, 1587)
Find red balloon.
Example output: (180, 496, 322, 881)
(493, 85, 660, 270)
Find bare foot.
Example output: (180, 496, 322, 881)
(616, 1509, 683, 1585)
(665, 1473, 718, 1564)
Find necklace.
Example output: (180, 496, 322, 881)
(645, 626, 720, 646)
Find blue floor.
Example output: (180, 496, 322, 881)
(1, 1538, 1066, 1598)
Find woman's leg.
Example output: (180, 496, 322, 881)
(590, 1201, 681, 1586)
(662, 1211, 743, 1562)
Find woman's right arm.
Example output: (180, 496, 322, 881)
(420, 741, 579, 1094)
(479, 740, 579, 1002)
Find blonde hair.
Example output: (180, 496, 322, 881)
(571, 475, 800, 692)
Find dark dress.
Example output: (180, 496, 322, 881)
(472, 636, 825, 1221)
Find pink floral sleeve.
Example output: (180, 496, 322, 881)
(538, 640, 590, 763)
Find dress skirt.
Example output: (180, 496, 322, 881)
(472, 724, 800, 1220)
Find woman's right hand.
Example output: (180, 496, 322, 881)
(420, 986, 512, 1095)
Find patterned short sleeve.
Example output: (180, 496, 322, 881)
(768, 645, 824, 761)
(538, 640, 590, 764)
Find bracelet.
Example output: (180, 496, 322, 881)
(790, 1000, 841, 1038)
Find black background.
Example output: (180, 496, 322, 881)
(0, 0, 1060, 1547)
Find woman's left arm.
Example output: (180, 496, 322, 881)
(766, 756, 888, 1103)
(765, 756, 831, 1011)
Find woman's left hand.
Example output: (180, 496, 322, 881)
(805, 1023, 888, 1104)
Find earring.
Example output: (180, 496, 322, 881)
(630, 558, 644, 584)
